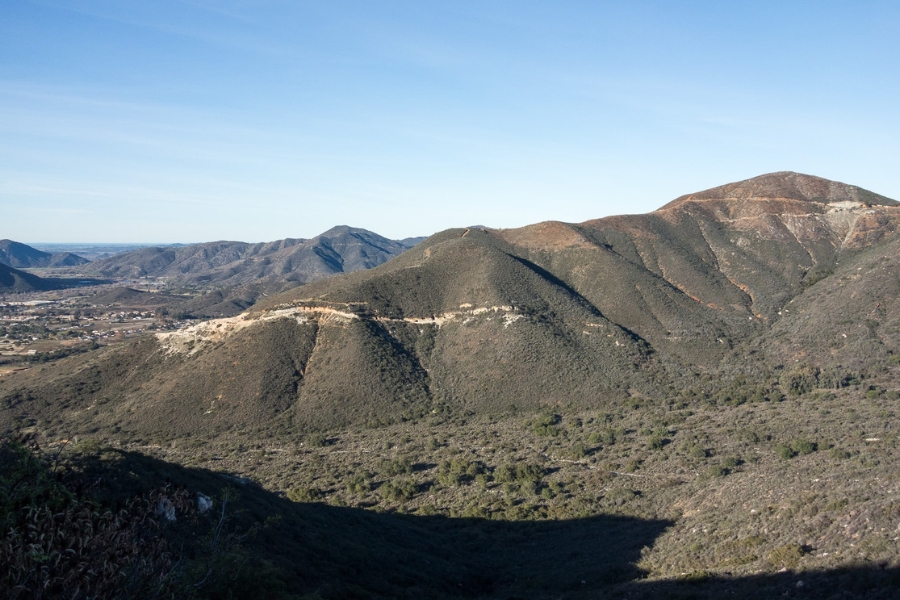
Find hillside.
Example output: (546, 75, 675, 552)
(0, 239, 89, 268)
(4, 172, 899, 434)
(7, 173, 900, 429)
(4, 172, 900, 597)
(0, 263, 59, 293)
(0, 263, 104, 293)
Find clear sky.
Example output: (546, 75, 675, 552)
(2, 1, 898, 243)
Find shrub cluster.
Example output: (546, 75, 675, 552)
(530, 413, 562, 437)
(774, 439, 817, 460)
(0, 436, 268, 600)
(437, 458, 486, 486)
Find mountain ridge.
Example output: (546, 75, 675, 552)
(71, 225, 423, 288)
(3, 171, 899, 434)
(5, 171, 900, 600)
(661, 171, 898, 208)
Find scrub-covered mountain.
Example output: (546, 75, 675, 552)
(0, 239, 89, 268)
(6, 172, 900, 600)
(77, 226, 423, 289)
(4, 172, 899, 438)
(258, 170, 900, 368)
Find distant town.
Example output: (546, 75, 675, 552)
(0, 288, 189, 376)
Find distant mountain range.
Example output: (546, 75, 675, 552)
(5, 171, 898, 435)
(74, 226, 425, 288)
(0, 239, 90, 269)
(0, 227, 425, 297)
(29, 243, 172, 261)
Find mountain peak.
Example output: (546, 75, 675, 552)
(661, 172, 898, 211)
(317, 225, 356, 235)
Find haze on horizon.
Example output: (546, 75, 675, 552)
(2, 1, 898, 244)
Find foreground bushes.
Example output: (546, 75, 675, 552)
(0, 436, 277, 600)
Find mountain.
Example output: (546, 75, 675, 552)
(4, 171, 899, 437)
(78, 226, 421, 288)
(61, 226, 426, 318)
(6, 172, 900, 599)
(257, 171, 900, 364)
(0, 263, 59, 293)
(0, 240, 90, 268)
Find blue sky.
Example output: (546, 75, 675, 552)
(2, 1, 898, 243)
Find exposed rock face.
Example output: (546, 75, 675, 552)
(156, 497, 176, 522)
(653, 173, 900, 250)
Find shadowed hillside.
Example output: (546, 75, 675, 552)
(0, 263, 58, 293)
(6, 439, 900, 599)
(0, 263, 105, 293)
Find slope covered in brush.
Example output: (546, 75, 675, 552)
(265, 172, 900, 365)
(3, 172, 900, 437)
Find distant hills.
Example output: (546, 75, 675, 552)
(0, 263, 60, 293)
(0, 228, 425, 311)
(0, 239, 89, 268)
(4, 172, 899, 436)
(65, 226, 425, 317)
(0, 263, 106, 293)
(74, 226, 424, 287)
(29, 243, 169, 261)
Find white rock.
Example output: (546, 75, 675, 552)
(157, 498, 176, 522)
(197, 493, 213, 514)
